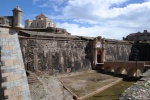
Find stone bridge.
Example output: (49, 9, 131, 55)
(97, 61, 150, 77)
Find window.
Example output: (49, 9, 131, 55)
(14, 12, 17, 17)
(48, 23, 50, 27)
(37, 23, 39, 27)
(30, 23, 32, 26)
(42, 22, 44, 28)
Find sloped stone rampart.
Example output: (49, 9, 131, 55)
(0, 27, 31, 100)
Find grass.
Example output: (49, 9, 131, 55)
(85, 80, 135, 100)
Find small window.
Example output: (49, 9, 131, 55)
(48, 23, 50, 27)
(15, 12, 17, 17)
(37, 23, 39, 27)
(42, 22, 44, 28)
(30, 23, 33, 26)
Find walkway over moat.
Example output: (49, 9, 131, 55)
(96, 61, 150, 77)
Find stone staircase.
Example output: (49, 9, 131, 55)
(27, 71, 39, 84)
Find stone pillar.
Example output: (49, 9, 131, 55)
(91, 39, 97, 69)
(0, 27, 31, 100)
(33, 48, 38, 75)
(59, 51, 64, 73)
(102, 39, 106, 62)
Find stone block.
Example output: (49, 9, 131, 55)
(2, 72, 13, 77)
(7, 94, 16, 100)
(13, 78, 28, 87)
(1, 66, 16, 73)
(0, 39, 9, 46)
(0, 27, 9, 31)
(13, 59, 19, 65)
(3, 59, 14, 66)
(16, 95, 23, 100)
(3, 45, 13, 50)
(0, 34, 11, 38)
(1, 55, 16, 60)
(1, 50, 12, 57)
(13, 87, 22, 96)
(2, 81, 15, 89)
(1, 65, 19, 70)
(14, 75, 22, 80)
(4, 88, 13, 96)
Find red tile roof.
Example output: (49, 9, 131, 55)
(36, 13, 47, 18)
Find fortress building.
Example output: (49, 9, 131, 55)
(25, 13, 56, 28)
(123, 30, 150, 41)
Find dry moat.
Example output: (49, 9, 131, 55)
(28, 70, 138, 100)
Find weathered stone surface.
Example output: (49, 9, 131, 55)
(19, 38, 92, 74)
(105, 42, 132, 61)
(0, 16, 13, 26)
(0, 27, 31, 100)
(120, 69, 150, 100)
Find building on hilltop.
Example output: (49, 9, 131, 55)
(25, 13, 56, 29)
(123, 30, 150, 41)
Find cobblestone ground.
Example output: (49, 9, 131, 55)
(29, 75, 73, 100)
(120, 69, 150, 100)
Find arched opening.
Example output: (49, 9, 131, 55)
(104, 66, 114, 73)
(97, 49, 102, 63)
(128, 68, 142, 77)
(115, 67, 127, 75)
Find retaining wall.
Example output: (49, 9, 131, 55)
(0, 27, 31, 100)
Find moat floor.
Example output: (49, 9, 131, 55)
(58, 70, 121, 98)
(29, 70, 121, 100)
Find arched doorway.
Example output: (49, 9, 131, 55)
(97, 49, 102, 63)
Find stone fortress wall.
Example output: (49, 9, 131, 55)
(19, 36, 92, 74)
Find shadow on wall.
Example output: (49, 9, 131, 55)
(0, 46, 4, 99)
(129, 42, 150, 61)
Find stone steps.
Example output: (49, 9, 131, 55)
(27, 71, 38, 84)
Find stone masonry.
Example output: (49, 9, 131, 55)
(0, 27, 31, 100)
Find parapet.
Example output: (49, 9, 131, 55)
(0, 16, 13, 26)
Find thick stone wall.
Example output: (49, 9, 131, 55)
(105, 42, 132, 61)
(19, 38, 92, 74)
(0, 27, 31, 100)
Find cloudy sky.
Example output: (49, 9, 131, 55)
(1, 0, 150, 39)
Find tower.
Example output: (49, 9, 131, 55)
(12, 6, 22, 27)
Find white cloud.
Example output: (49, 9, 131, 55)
(33, 0, 42, 4)
(33, 0, 150, 40)
(57, 22, 136, 40)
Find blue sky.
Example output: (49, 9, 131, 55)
(1, 0, 150, 39)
